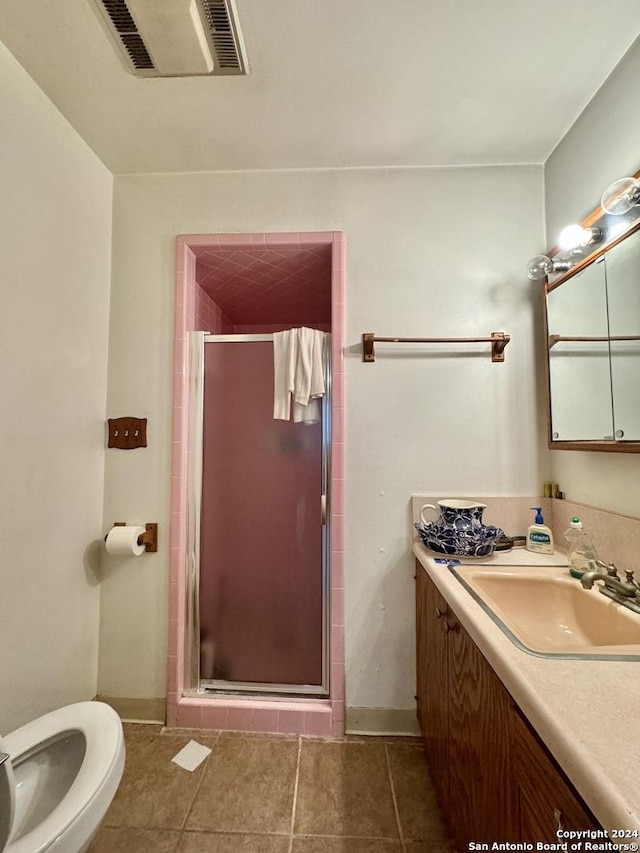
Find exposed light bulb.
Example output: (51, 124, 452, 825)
(558, 224, 601, 251)
(526, 255, 573, 280)
(526, 255, 553, 280)
(601, 177, 640, 215)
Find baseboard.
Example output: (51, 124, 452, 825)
(95, 695, 166, 724)
(94, 698, 419, 735)
(345, 707, 420, 736)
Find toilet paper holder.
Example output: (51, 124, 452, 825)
(105, 522, 158, 552)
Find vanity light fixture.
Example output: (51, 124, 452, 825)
(601, 176, 640, 215)
(606, 221, 630, 242)
(525, 255, 573, 281)
(558, 224, 603, 251)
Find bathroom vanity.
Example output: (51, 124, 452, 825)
(414, 543, 640, 847)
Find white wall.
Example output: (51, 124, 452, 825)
(545, 37, 640, 517)
(0, 44, 113, 731)
(103, 165, 546, 712)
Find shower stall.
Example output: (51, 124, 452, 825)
(169, 230, 346, 735)
(185, 331, 331, 697)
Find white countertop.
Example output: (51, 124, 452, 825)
(414, 542, 640, 833)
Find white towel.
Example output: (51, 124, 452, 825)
(273, 327, 325, 422)
(293, 327, 325, 424)
(273, 328, 297, 420)
(294, 396, 321, 424)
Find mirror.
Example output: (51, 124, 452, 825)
(605, 232, 640, 441)
(545, 218, 640, 451)
(547, 257, 610, 441)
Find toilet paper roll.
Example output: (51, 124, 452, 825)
(105, 525, 146, 556)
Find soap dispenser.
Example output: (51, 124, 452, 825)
(526, 507, 555, 554)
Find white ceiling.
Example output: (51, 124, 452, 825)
(1, 0, 640, 175)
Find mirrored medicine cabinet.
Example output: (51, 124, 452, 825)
(544, 173, 640, 452)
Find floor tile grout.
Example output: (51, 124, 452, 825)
(292, 832, 406, 840)
(180, 828, 290, 837)
(179, 730, 222, 831)
(287, 735, 303, 853)
(95, 728, 450, 851)
(385, 742, 406, 852)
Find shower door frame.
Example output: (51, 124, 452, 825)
(186, 332, 331, 698)
(168, 230, 346, 737)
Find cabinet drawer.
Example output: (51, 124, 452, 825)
(513, 709, 599, 840)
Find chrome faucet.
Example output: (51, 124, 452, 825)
(580, 560, 640, 613)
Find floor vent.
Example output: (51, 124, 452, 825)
(92, 0, 249, 77)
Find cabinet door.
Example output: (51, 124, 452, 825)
(415, 566, 450, 812)
(513, 710, 599, 841)
(448, 613, 517, 846)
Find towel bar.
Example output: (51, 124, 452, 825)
(362, 332, 510, 363)
(548, 334, 640, 349)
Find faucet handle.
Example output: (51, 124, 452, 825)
(625, 570, 636, 585)
(595, 560, 620, 578)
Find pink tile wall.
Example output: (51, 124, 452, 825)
(232, 323, 331, 334)
(194, 282, 234, 334)
(194, 240, 332, 327)
(329, 231, 346, 736)
(168, 232, 346, 736)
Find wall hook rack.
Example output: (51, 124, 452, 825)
(362, 332, 511, 363)
(107, 417, 147, 449)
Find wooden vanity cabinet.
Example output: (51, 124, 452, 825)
(415, 566, 516, 847)
(415, 562, 600, 848)
(513, 710, 599, 840)
(415, 564, 449, 793)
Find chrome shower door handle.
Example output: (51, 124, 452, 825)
(321, 494, 327, 525)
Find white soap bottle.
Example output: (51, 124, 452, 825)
(564, 516, 598, 578)
(526, 507, 555, 554)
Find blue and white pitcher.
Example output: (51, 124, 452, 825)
(416, 499, 503, 558)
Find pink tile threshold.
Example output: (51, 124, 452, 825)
(173, 697, 332, 736)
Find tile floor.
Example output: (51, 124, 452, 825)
(89, 724, 452, 853)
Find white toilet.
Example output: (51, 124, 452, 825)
(0, 702, 125, 853)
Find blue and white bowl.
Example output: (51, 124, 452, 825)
(414, 521, 504, 558)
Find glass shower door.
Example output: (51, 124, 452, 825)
(198, 337, 327, 692)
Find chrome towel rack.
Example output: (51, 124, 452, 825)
(362, 332, 511, 363)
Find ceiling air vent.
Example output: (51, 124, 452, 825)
(200, 0, 248, 73)
(91, 0, 249, 77)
